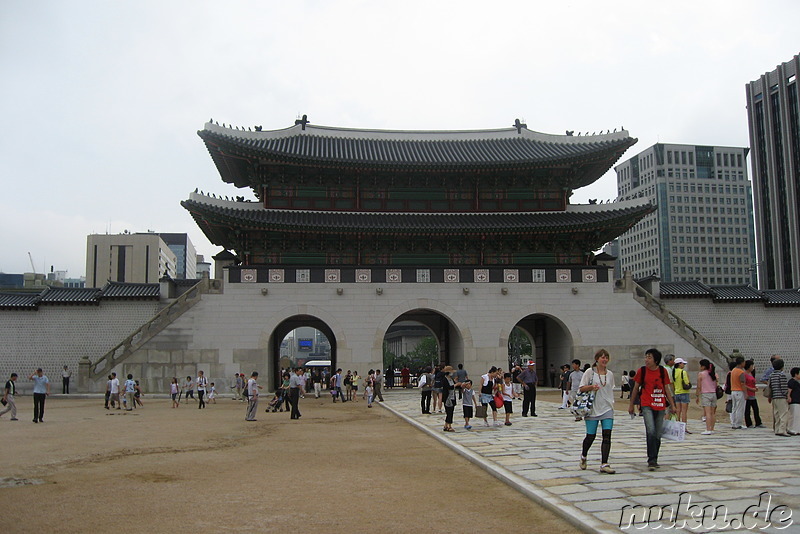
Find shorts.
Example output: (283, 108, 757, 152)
(674, 393, 690, 404)
(352, 386, 358, 391)
(432, 387, 443, 394)
(171, 393, 178, 401)
(700, 392, 718, 407)
(480, 393, 497, 412)
(463, 406, 473, 418)
(503, 401, 513, 413)
(585, 418, 614, 434)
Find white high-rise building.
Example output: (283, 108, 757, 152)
(614, 143, 757, 285)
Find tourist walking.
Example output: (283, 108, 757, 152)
(373, 370, 384, 402)
(517, 362, 538, 417)
(431, 365, 444, 413)
(501, 372, 517, 426)
(767, 359, 790, 436)
(123, 374, 136, 411)
(0, 373, 18, 420)
(672, 358, 691, 431)
(579, 349, 616, 474)
(744, 360, 763, 428)
(568, 360, 584, 421)
(233, 373, 244, 401)
(788, 367, 800, 435)
(461, 379, 476, 429)
(628, 348, 676, 470)
(350, 371, 360, 402)
(109, 372, 120, 409)
(441, 366, 456, 432)
(61, 365, 72, 394)
(620, 371, 630, 399)
(28, 368, 50, 423)
(558, 365, 571, 409)
(479, 366, 500, 427)
(729, 356, 746, 429)
(183, 376, 195, 403)
(695, 359, 718, 434)
(104, 374, 113, 409)
(455, 364, 468, 400)
(170, 377, 180, 408)
(288, 368, 303, 419)
(245, 372, 260, 421)
(196, 370, 208, 409)
(418, 367, 433, 414)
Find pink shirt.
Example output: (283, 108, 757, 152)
(697, 370, 717, 394)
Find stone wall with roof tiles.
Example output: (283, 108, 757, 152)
(661, 300, 800, 372)
(0, 301, 160, 394)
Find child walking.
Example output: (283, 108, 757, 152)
(365, 381, 374, 408)
(170, 377, 180, 408)
(461, 379, 477, 429)
(501, 372, 518, 426)
(208, 382, 217, 404)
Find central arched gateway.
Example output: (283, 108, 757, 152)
(509, 314, 574, 386)
(270, 315, 337, 390)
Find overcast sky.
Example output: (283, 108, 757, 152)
(1, 1, 798, 277)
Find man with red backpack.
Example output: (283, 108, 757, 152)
(628, 348, 676, 471)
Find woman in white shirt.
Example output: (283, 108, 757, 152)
(578, 349, 616, 474)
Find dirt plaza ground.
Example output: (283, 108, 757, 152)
(1, 391, 573, 534)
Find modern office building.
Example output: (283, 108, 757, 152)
(158, 233, 197, 280)
(86, 233, 177, 288)
(614, 143, 757, 285)
(745, 54, 800, 289)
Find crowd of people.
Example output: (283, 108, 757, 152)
(5, 353, 800, 475)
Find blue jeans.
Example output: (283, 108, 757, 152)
(641, 407, 666, 465)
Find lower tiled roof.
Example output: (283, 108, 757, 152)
(661, 282, 800, 307)
(101, 282, 160, 299)
(0, 282, 160, 310)
(0, 292, 41, 309)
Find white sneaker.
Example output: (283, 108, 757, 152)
(701, 430, 714, 435)
(702, 416, 706, 422)
(494, 421, 501, 427)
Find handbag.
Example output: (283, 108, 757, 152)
(763, 383, 772, 399)
(725, 398, 732, 413)
(571, 390, 595, 418)
(661, 414, 686, 442)
(494, 394, 504, 409)
(475, 405, 488, 419)
(715, 385, 724, 400)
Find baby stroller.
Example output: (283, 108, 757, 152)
(267, 388, 285, 412)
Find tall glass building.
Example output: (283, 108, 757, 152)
(746, 54, 800, 289)
(614, 143, 757, 285)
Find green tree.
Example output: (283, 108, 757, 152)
(508, 327, 532, 368)
(404, 336, 439, 371)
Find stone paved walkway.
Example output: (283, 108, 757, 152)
(380, 389, 799, 534)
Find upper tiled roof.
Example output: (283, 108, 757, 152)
(661, 282, 800, 307)
(182, 194, 655, 235)
(709, 285, 764, 302)
(0, 282, 161, 310)
(100, 282, 160, 299)
(0, 292, 41, 309)
(198, 121, 637, 189)
(659, 281, 712, 297)
(39, 287, 101, 304)
(763, 289, 800, 307)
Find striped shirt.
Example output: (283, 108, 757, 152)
(768, 371, 789, 400)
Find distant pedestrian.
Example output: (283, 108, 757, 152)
(549, 364, 557, 388)
(234, 373, 244, 401)
(441, 366, 456, 432)
(207, 383, 217, 404)
(558, 365, 571, 409)
(743, 360, 763, 429)
(729, 356, 746, 430)
(170, 377, 180, 408)
(312, 370, 322, 399)
(28, 368, 50, 423)
(0, 373, 18, 421)
(419, 367, 434, 414)
(432, 365, 444, 413)
(350, 371, 360, 402)
(672, 358, 691, 431)
(123, 374, 136, 411)
(61, 365, 72, 394)
(455, 364, 468, 400)
(109, 372, 120, 409)
(288, 368, 304, 420)
(373, 370, 384, 402)
(788, 367, 800, 436)
(183, 376, 195, 403)
(479, 366, 501, 427)
(134, 380, 144, 408)
(568, 360, 584, 421)
(501, 372, 518, 426)
(620, 371, 630, 399)
(245, 372, 261, 421)
(767, 359, 789, 436)
(461, 379, 476, 429)
(196, 370, 208, 409)
(628, 348, 675, 471)
(365, 380, 374, 408)
(104, 374, 113, 409)
(517, 362, 538, 417)
(695, 359, 718, 434)
(579, 349, 616, 474)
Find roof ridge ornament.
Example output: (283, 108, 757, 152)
(295, 114, 310, 130)
(513, 118, 527, 134)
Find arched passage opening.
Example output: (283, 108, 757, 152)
(271, 315, 336, 390)
(382, 309, 463, 387)
(509, 314, 574, 387)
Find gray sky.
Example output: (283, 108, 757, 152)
(1, 0, 798, 277)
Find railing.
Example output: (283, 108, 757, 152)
(631, 281, 731, 366)
(88, 279, 210, 379)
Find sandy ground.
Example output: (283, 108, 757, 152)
(1, 391, 574, 534)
